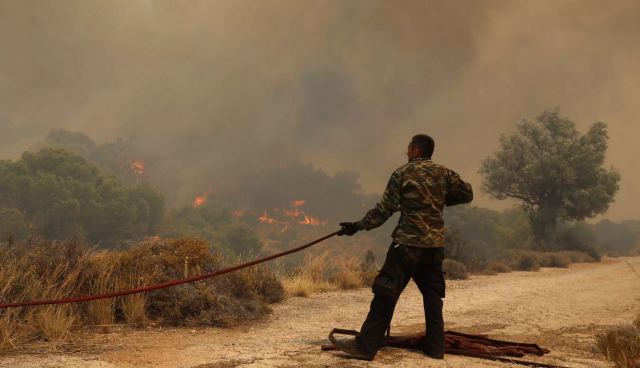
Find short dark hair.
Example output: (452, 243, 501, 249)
(410, 134, 435, 158)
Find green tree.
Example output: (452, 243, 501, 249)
(0, 148, 164, 244)
(42, 129, 142, 185)
(480, 109, 620, 247)
(160, 202, 262, 256)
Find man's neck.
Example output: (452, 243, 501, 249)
(409, 156, 430, 162)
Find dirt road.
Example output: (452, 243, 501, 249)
(2, 257, 639, 368)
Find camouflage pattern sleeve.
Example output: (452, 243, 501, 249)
(444, 169, 473, 206)
(356, 171, 402, 230)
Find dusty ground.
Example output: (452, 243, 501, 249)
(2, 257, 639, 368)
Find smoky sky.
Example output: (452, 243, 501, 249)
(0, 0, 639, 220)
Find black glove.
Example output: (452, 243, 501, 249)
(338, 222, 360, 236)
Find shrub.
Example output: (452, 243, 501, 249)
(0, 237, 284, 350)
(0, 239, 89, 349)
(561, 250, 596, 263)
(443, 259, 469, 280)
(483, 261, 512, 275)
(282, 253, 336, 297)
(359, 250, 378, 286)
(332, 259, 364, 290)
(542, 253, 571, 268)
(596, 319, 640, 368)
(511, 251, 542, 271)
(281, 252, 373, 297)
(117, 238, 279, 326)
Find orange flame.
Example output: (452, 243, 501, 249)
(258, 210, 281, 224)
(193, 196, 206, 207)
(299, 214, 323, 226)
(242, 199, 326, 228)
(130, 160, 145, 175)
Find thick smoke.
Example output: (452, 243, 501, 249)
(0, 0, 638, 220)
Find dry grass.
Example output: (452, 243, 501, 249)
(596, 315, 640, 368)
(32, 305, 75, 343)
(332, 259, 364, 290)
(0, 240, 88, 349)
(0, 237, 284, 351)
(282, 253, 337, 297)
(281, 252, 374, 297)
(121, 294, 147, 325)
(86, 256, 116, 327)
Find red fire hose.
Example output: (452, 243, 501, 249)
(0, 230, 341, 309)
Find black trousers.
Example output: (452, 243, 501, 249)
(356, 243, 446, 356)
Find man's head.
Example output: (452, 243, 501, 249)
(407, 134, 435, 161)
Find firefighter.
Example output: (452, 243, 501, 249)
(335, 134, 473, 360)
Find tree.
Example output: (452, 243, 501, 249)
(479, 109, 620, 247)
(42, 129, 143, 185)
(159, 201, 262, 256)
(0, 148, 164, 244)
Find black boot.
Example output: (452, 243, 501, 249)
(332, 337, 375, 361)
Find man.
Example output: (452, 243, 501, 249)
(336, 134, 473, 361)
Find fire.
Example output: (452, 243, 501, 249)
(193, 196, 206, 207)
(299, 214, 322, 226)
(258, 210, 282, 225)
(252, 199, 326, 227)
(130, 160, 145, 175)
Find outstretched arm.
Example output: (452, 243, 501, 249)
(444, 169, 473, 206)
(356, 171, 403, 231)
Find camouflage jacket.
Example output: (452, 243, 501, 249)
(356, 157, 473, 248)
